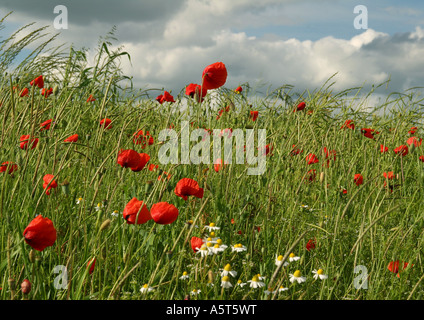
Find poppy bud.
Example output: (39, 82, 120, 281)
(320, 172, 325, 183)
(53, 85, 59, 95)
(29, 249, 36, 263)
(21, 279, 31, 295)
(100, 219, 111, 232)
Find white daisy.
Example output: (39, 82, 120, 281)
(111, 210, 119, 217)
(221, 276, 233, 289)
(221, 264, 237, 278)
(312, 269, 328, 280)
(247, 275, 265, 289)
(288, 253, 300, 262)
(190, 289, 201, 296)
(196, 243, 213, 257)
(236, 280, 247, 287)
(76, 197, 83, 205)
(204, 222, 220, 232)
(140, 284, 154, 294)
(289, 270, 306, 284)
(278, 286, 289, 292)
(264, 287, 277, 295)
(231, 243, 247, 253)
(275, 255, 289, 267)
(179, 271, 190, 280)
(94, 202, 104, 211)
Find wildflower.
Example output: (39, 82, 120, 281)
(197, 244, 213, 257)
(202, 62, 227, 91)
(111, 210, 119, 217)
(341, 119, 355, 130)
(306, 153, 319, 165)
(40, 119, 52, 131)
(408, 127, 418, 135)
(394, 145, 408, 157)
(236, 280, 247, 287)
(221, 276, 233, 289)
(221, 264, 237, 278)
(250, 111, 259, 121)
(420, 155, 424, 162)
(41, 88, 53, 98)
(174, 178, 204, 200)
(361, 128, 379, 139)
(210, 241, 228, 254)
(186, 83, 207, 101)
(305, 169, 317, 182)
(380, 144, 389, 153)
(179, 271, 190, 280)
(190, 236, 204, 253)
(247, 275, 265, 288)
(214, 158, 228, 172)
(205, 222, 220, 232)
(100, 118, 112, 129)
(117, 149, 150, 172)
(234, 86, 242, 94)
(156, 91, 175, 104)
(87, 258, 96, 275)
(133, 130, 154, 149)
(290, 144, 303, 156)
(231, 243, 247, 253)
(20, 87, 29, 97)
(406, 137, 422, 148)
(150, 202, 179, 225)
(87, 95, 96, 103)
(312, 269, 328, 280)
(21, 279, 31, 295)
(190, 289, 201, 296)
(64, 134, 79, 143)
(30, 75, 44, 88)
(264, 287, 277, 295)
(0, 162, 18, 174)
(122, 197, 152, 225)
(275, 255, 289, 267)
(388, 260, 411, 278)
(23, 215, 57, 251)
(306, 239, 316, 251)
(294, 101, 306, 112)
(278, 286, 289, 292)
(140, 284, 154, 294)
(94, 203, 104, 211)
(288, 253, 300, 262)
(289, 270, 306, 284)
(20, 135, 39, 150)
(42, 174, 57, 195)
(354, 173, 363, 186)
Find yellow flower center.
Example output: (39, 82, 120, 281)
(209, 223, 215, 227)
(187, 219, 193, 224)
(206, 242, 213, 247)
(293, 270, 301, 278)
(207, 237, 212, 241)
(113, 210, 118, 213)
(224, 264, 231, 271)
(251, 275, 259, 282)
(210, 232, 215, 237)
(277, 255, 283, 261)
(235, 243, 242, 248)
(214, 244, 220, 248)
(222, 276, 230, 282)
(182, 271, 188, 276)
(143, 284, 148, 288)
(216, 239, 223, 245)
(192, 289, 197, 293)
(97, 203, 102, 207)
(237, 280, 242, 284)
(78, 197, 82, 201)
(200, 244, 207, 250)
(317, 269, 324, 275)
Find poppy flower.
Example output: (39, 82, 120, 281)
(42, 174, 58, 195)
(259, 143, 273, 157)
(354, 173, 363, 186)
(40, 119, 53, 131)
(158, 171, 172, 181)
(234, 86, 242, 94)
(100, 118, 112, 129)
(30, 75, 44, 88)
(0, 161, 18, 174)
(21, 279, 31, 295)
(20, 88, 29, 97)
(41, 88, 53, 98)
(174, 178, 204, 201)
(383, 171, 395, 180)
(20, 135, 39, 150)
(87, 95, 96, 103)
(23, 215, 57, 251)
(305, 169, 316, 182)
(190, 236, 204, 253)
(214, 158, 229, 172)
(406, 137, 422, 148)
(156, 91, 175, 104)
(150, 202, 179, 225)
(361, 128, 379, 139)
(122, 197, 152, 225)
(130, 153, 150, 172)
(306, 239, 316, 251)
(420, 155, 424, 162)
(290, 145, 303, 156)
(323, 147, 336, 167)
(294, 102, 306, 112)
(149, 163, 159, 171)
(250, 111, 259, 121)
(117, 149, 150, 172)
(408, 127, 418, 135)
(87, 258, 96, 275)
(394, 145, 408, 157)
(186, 83, 207, 101)
(306, 153, 319, 165)
(64, 134, 79, 143)
(341, 119, 355, 130)
(216, 105, 231, 120)
(201, 62, 227, 91)
(133, 130, 154, 149)
(380, 145, 389, 153)
(388, 260, 410, 277)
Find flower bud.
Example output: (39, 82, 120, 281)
(29, 249, 36, 263)
(21, 279, 31, 295)
(100, 219, 111, 232)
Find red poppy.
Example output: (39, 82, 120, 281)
(133, 130, 154, 149)
(190, 236, 204, 253)
(42, 174, 58, 195)
(174, 178, 204, 201)
(259, 143, 273, 157)
(100, 118, 112, 129)
(234, 86, 242, 94)
(41, 88, 53, 98)
(0, 161, 18, 174)
(354, 173, 363, 186)
(294, 101, 306, 112)
(306, 239, 316, 251)
(387, 260, 410, 277)
(23, 215, 57, 251)
(122, 197, 152, 225)
(150, 202, 179, 225)
(117, 149, 150, 172)
(216, 105, 231, 120)
(87, 258, 96, 275)
(408, 127, 418, 135)
(394, 145, 408, 157)
(213, 158, 228, 172)
(306, 153, 319, 165)
(30, 75, 44, 88)
(380, 144, 389, 153)
(305, 169, 316, 182)
(420, 155, 424, 162)
(64, 134, 79, 143)
(21, 279, 31, 294)
(406, 137, 422, 148)
(290, 145, 303, 156)
(156, 91, 175, 104)
(323, 147, 336, 167)
(20, 88, 29, 97)
(20, 135, 39, 150)
(250, 111, 259, 121)
(130, 153, 150, 172)
(158, 171, 172, 181)
(201, 62, 227, 90)
(87, 95, 96, 103)
(383, 171, 394, 180)
(186, 83, 207, 101)
(361, 128, 379, 139)
(149, 163, 159, 171)
(341, 119, 355, 130)
(40, 119, 52, 131)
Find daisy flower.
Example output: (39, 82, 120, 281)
(247, 275, 265, 289)
(256, 274, 265, 281)
(190, 289, 201, 296)
(264, 287, 277, 295)
(180, 271, 190, 280)
(140, 284, 154, 294)
(221, 276, 233, 289)
(186, 220, 199, 228)
(231, 243, 247, 253)
(203, 234, 218, 244)
(278, 286, 289, 292)
(289, 270, 306, 284)
(288, 253, 300, 262)
(221, 264, 237, 278)
(236, 279, 247, 287)
(207, 280, 214, 287)
(211, 243, 227, 254)
(196, 244, 213, 257)
(111, 210, 119, 217)
(312, 269, 328, 280)
(94, 202, 104, 211)
(275, 255, 289, 267)
(76, 197, 83, 205)
(204, 222, 220, 232)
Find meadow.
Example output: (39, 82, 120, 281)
(1, 14, 424, 301)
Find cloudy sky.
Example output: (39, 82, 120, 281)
(1, 0, 424, 98)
